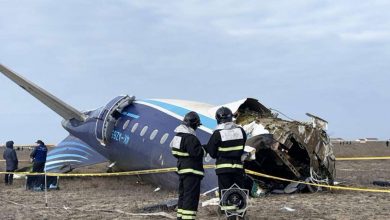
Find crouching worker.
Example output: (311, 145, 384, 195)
(3, 141, 18, 185)
(170, 111, 205, 220)
(205, 107, 247, 218)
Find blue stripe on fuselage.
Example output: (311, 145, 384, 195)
(46, 154, 89, 161)
(142, 100, 217, 130)
(48, 147, 92, 157)
(121, 112, 140, 119)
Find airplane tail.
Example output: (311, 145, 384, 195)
(45, 135, 108, 172)
(0, 64, 87, 122)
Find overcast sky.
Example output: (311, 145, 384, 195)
(1, 0, 389, 144)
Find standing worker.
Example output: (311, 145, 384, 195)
(205, 107, 247, 217)
(3, 140, 18, 185)
(170, 111, 204, 220)
(28, 140, 48, 189)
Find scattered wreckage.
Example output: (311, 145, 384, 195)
(229, 98, 336, 195)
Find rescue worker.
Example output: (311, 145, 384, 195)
(27, 140, 48, 189)
(3, 140, 18, 185)
(205, 107, 247, 217)
(170, 111, 204, 220)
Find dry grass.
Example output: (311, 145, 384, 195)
(1, 142, 390, 219)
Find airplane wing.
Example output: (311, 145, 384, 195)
(45, 135, 108, 172)
(0, 64, 108, 173)
(0, 64, 87, 122)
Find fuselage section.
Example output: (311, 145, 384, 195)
(63, 98, 219, 192)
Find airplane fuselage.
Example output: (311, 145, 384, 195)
(0, 64, 336, 195)
(60, 97, 219, 192)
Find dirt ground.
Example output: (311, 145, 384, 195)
(1, 141, 390, 220)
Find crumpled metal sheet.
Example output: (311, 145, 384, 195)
(237, 106, 335, 185)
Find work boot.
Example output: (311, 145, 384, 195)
(238, 215, 249, 220)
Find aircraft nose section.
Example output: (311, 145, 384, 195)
(94, 95, 135, 146)
(62, 95, 136, 147)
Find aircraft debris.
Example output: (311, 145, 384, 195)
(13, 174, 24, 179)
(283, 182, 301, 194)
(280, 206, 296, 212)
(373, 181, 390, 187)
(141, 198, 178, 213)
(201, 198, 220, 207)
(234, 98, 336, 193)
(201, 187, 219, 196)
(153, 187, 161, 192)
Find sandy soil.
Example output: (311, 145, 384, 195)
(1, 142, 390, 220)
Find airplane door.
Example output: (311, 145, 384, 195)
(95, 95, 135, 146)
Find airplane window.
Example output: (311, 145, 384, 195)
(131, 123, 139, 133)
(123, 120, 130, 130)
(140, 126, 148, 137)
(160, 133, 169, 144)
(150, 129, 158, 140)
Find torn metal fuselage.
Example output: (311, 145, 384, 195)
(235, 99, 336, 192)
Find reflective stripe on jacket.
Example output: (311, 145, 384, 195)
(205, 122, 247, 174)
(170, 125, 204, 176)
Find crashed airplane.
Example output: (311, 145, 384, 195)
(0, 64, 335, 194)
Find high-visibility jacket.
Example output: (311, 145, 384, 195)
(170, 124, 205, 177)
(205, 122, 247, 174)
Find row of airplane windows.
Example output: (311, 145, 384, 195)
(123, 120, 170, 145)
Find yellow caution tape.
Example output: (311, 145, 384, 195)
(2, 157, 390, 163)
(0, 166, 218, 176)
(0, 167, 178, 177)
(244, 169, 390, 193)
(1, 164, 390, 193)
(336, 156, 390, 161)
